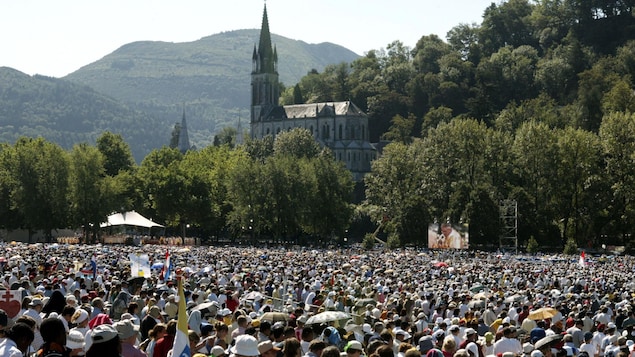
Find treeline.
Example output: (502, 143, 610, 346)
(0, 129, 353, 244)
(275, 0, 635, 250)
(282, 0, 635, 139)
(0, 68, 164, 161)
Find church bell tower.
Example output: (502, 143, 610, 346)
(250, 4, 279, 138)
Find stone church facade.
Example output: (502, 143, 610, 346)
(250, 5, 376, 181)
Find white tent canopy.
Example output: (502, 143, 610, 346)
(101, 211, 164, 228)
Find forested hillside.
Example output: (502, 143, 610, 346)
(0, 67, 163, 160)
(283, 0, 635, 249)
(64, 29, 360, 148)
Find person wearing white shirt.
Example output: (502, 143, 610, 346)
(0, 323, 34, 357)
(494, 327, 523, 355)
(580, 332, 598, 357)
(593, 325, 606, 357)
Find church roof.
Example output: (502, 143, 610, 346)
(282, 101, 367, 119)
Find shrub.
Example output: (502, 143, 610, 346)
(563, 237, 578, 255)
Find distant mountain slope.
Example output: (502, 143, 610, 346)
(0, 67, 163, 161)
(64, 29, 360, 148)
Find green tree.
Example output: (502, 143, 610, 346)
(213, 127, 237, 148)
(273, 128, 320, 159)
(598, 111, 635, 245)
(137, 147, 186, 227)
(362, 233, 376, 250)
(512, 121, 560, 245)
(386, 233, 402, 249)
(300, 150, 354, 240)
(169, 123, 181, 149)
(526, 235, 539, 254)
(0, 144, 21, 230)
(382, 113, 416, 144)
(554, 127, 602, 242)
(244, 135, 274, 162)
(412, 35, 452, 74)
(563, 236, 578, 254)
(421, 106, 453, 136)
(602, 78, 635, 114)
(365, 142, 431, 244)
(576, 57, 621, 131)
(447, 23, 482, 62)
(226, 153, 268, 240)
(69, 143, 118, 242)
(479, 0, 537, 56)
(11, 138, 69, 242)
(96, 131, 135, 176)
(293, 84, 304, 104)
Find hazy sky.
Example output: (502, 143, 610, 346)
(0, 0, 495, 78)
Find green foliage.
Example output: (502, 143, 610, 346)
(273, 128, 321, 159)
(382, 114, 416, 144)
(10, 137, 70, 242)
(169, 123, 181, 149)
(563, 237, 578, 255)
(96, 132, 135, 176)
(62, 30, 359, 151)
(362, 233, 376, 250)
(5, 1, 635, 247)
(213, 127, 237, 148)
(526, 236, 539, 254)
(0, 71, 163, 162)
(386, 233, 402, 249)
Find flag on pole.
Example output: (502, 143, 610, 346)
(579, 251, 586, 268)
(161, 250, 172, 281)
(91, 253, 97, 280)
(171, 273, 190, 357)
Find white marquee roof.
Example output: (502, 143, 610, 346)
(101, 211, 164, 228)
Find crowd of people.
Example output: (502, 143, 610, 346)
(0, 242, 633, 357)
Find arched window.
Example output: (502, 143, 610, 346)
(339, 124, 343, 140)
(266, 128, 270, 135)
(276, 127, 281, 134)
(362, 125, 365, 140)
(310, 125, 314, 136)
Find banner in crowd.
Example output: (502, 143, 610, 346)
(128, 253, 151, 277)
(0, 290, 22, 318)
(427, 222, 469, 249)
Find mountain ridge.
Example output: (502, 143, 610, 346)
(0, 30, 360, 160)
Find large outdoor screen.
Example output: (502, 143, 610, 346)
(427, 222, 469, 249)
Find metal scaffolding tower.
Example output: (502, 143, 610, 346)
(500, 199, 518, 253)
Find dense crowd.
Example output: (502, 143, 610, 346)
(0, 242, 633, 357)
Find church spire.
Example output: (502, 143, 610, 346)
(257, 3, 275, 74)
(178, 104, 191, 154)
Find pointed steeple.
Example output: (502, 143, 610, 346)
(178, 104, 191, 154)
(257, 4, 275, 73)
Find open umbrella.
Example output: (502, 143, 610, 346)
(468, 300, 486, 309)
(305, 311, 351, 325)
(504, 294, 523, 303)
(528, 307, 559, 321)
(354, 298, 377, 308)
(433, 262, 448, 268)
(192, 302, 219, 317)
(535, 333, 563, 350)
(242, 291, 264, 301)
(472, 292, 490, 300)
(261, 312, 289, 322)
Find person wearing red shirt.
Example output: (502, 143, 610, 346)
(153, 320, 176, 357)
